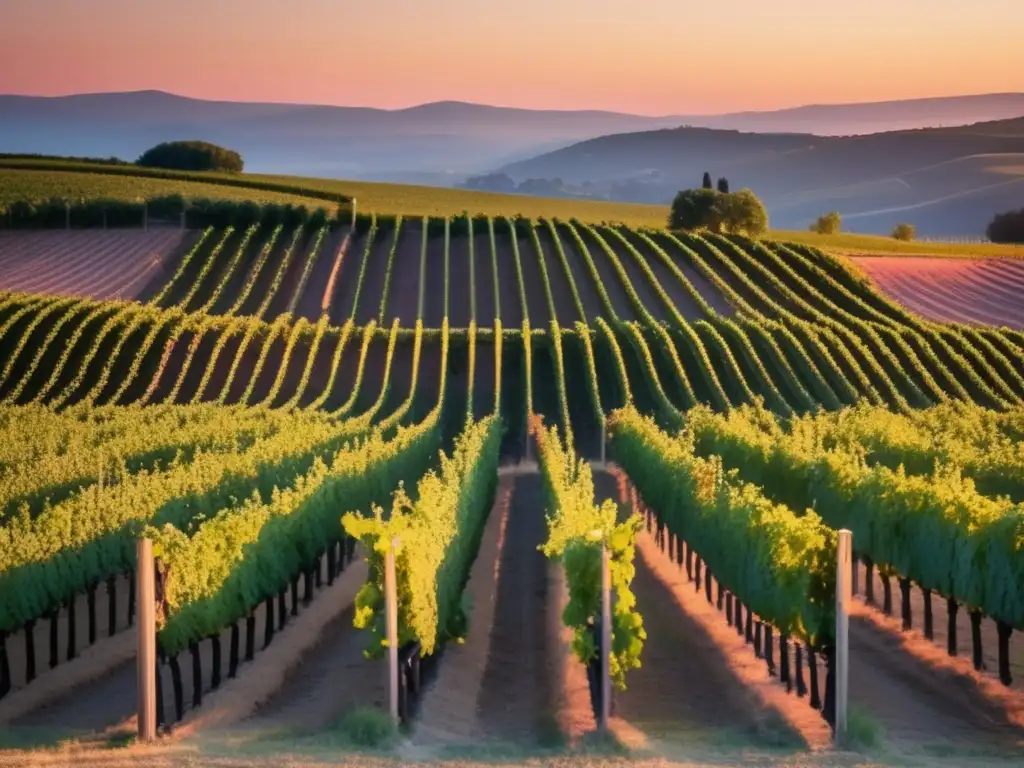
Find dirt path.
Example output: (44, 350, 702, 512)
(594, 472, 826, 753)
(473, 473, 562, 745)
(846, 605, 1024, 753)
(412, 477, 514, 745)
(242, 575, 381, 733)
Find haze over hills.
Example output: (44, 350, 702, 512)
(489, 117, 1024, 236)
(3, 89, 1024, 183)
(3, 89, 1024, 235)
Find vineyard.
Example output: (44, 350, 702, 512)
(0, 196, 1022, 764)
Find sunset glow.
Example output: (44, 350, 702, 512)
(2, 0, 1023, 114)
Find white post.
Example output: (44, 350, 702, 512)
(385, 537, 399, 724)
(599, 541, 611, 731)
(136, 539, 157, 742)
(835, 529, 852, 747)
(351, 198, 357, 228)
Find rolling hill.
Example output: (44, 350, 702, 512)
(3, 90, 1024, 188)
(494, 118, 1024, 236)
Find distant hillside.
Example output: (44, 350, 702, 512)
(495, 118, 1024, 236)
(2, 90, 1024, 186)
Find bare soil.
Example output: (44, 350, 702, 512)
(472, 233, 497, 326)
(353, 225, 394, 325)
(237, 235, 293, 318)
(851, 560, 1024, 719)
(422, 232, 447, 327)
(246, 332, 288, 406)
(303, 227, 349, 324)
(384, 221, 422, 326)
(493, 229, 524, 328)
(0, 231, 187, 302)
(473, 473, 563, 745)
(448, 233, 473, 329)
(599, 227, 671, 323)
(296, 331, 341, 409)
(596, 470, 825, 753)
(268, 334, 314, 408)
(853, 256, 1024, 329)
(553, 223, 604, 322)
(651, 232, 737, 316)
(260, 229, 313, 322)
(620, 229, 708, 320)
(609, 466, 1024, 757)
(197, 329, 245, 403)
(241, 564, 381, 734)
(174, 330, 223, 403)
(577, 227, 636, 321)
(412, 476, 514, 745)
(517, 236, 551, 326)
(536, 225, 583, 326)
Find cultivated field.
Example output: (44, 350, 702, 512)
(0, 192, 1023, 767)
(6, 159, 1024, 257)
(854, 255, 1024, 329)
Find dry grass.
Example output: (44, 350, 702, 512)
(775, 229, 1024, 258)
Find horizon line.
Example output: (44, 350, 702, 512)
(3, 87, 1024, 119)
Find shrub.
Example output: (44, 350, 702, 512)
(136, 140, 244, 172)
(810, 211, 842, 235)
(892, 223, 916, 241)
(987, 208, 1024, 244)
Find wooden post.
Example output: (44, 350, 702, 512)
(385, 537, 399, 724)
(136, 539, 157, 742)
(351, 198, 357, 228)
(599, 541, 611, 731)
(600, 421, 606, 465)
(65, 202, 70, 230)
(835, 529, 851, 747)
(143, 203, 148, 231)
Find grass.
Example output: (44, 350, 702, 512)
(775, 229, 1024, 258)
(0, 169, 331, 209)
(2, 159, 1023, 258)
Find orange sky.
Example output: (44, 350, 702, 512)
(2, 0, 1022, 115)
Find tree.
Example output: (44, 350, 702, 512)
(136, 141, 244, 172)
(722, 188, 768, 236)
(810, 211, 842, 235)
(717, 177, 730, 194)
(987, 208, 1024, 243)
(702, 172, 713, 189)
(668, 187, 768, 236)
(892, 223, 916, 241)
(669, 188, 721, 231)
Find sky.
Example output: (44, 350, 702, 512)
(2, 0, 1023, 115)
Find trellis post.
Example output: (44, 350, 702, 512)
(385, 536, 399, 724)
(136, 539, 157, 742)
(599, 540, 612, 731)
(835, 529, 852, 746)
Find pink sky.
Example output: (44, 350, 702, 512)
(2, 0, 1023, 115)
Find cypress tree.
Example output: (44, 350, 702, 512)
(702, 172, 713, 189)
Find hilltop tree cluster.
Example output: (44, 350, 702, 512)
(137, 141, 244, 173)
(669, 175, 767, 236)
